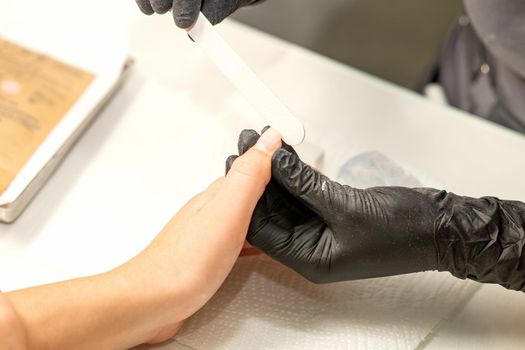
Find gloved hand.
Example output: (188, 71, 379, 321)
(227, 129, 525, 292)
(135, 0, 262, 28)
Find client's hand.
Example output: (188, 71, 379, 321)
(124, 127, 282, 344)
(4, 128, 281, 350)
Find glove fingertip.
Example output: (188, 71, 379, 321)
(201, 6, 224, 25)
(238, 129, 260, 154)
(172, 0, 200, 29)
(225, 155, 238, 175)
(173, 14, 197, 29)
(135, 0, 155, 15)
(150, 0, 173, 14)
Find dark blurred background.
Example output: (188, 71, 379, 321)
(233, 0, 464, 87)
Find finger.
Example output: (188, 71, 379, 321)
(172, 0, 202, 28)
(237, 127, 298, 158)
(249, 217, 326, 253)
(272, 148, 336, 217)
(202, 0, 258, 25)
(225, 155, 238, 175)
(215, 128, 282, 220)
(261, 126, 298, 156)
(135, 0, 155, 15)
(150, 0, 173, 14)
(248, 215, 332, 283)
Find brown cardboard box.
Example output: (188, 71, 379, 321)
(0, 37, 132, 223)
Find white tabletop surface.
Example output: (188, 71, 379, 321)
(1, 0, 525, 349)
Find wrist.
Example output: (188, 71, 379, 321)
(362, 187, 442, 274)
(410, 188, 448, 269)
(0, 292, 27, 349)
(4, 267, 184, 350)
(112, 248, 195, 329)
(433, 193, 525, 291)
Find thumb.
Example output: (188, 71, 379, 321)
(216, 128, 282, 215)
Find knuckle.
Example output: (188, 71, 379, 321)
(231, 157, 254, 178)
(231, 152, 270, 183)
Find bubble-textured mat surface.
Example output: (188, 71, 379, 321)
(176, 256, 476, 349)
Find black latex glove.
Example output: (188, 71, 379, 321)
(227, 129, 525, 292)
(135, 0, 262, 28)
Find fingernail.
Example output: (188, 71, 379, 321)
(254, 128, 282, 154)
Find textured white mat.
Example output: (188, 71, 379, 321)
(175, 256, 476, 349)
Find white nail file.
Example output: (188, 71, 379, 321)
(187, 13, 305, 145)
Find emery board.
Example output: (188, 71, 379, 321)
(0, 36, 132, 223)
(187, 13, 305, 145)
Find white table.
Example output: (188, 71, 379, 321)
(1, 0, 525, 348)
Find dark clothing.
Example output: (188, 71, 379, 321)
(423, 0, 525, 134)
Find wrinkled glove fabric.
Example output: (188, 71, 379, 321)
(228, 130, 525, 292)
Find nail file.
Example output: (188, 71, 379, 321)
(187, 12, 305, 145)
